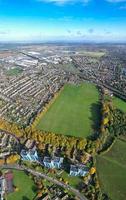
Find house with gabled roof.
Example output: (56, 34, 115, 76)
(70, 164, 88, 177)
(43, 157, 52, 168)
(52, 157, 64, 169)
(43, 156, 64, 169)
(21, 149, 38, 162)
(4, 171, 14, 193)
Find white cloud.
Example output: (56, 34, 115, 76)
(39, 0, 126, 5)
(38, 0, 126, 6)
(38, 0, 90, 5)
(106, 0, 126, 3)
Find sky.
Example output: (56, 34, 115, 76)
(0, 0, 126, 42)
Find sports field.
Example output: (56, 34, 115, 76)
(36, 83, 100, 138)
(8, 170, 36, 200)
(78, 51, 106, 57)
(112, 96, 126, 112)
(6, 67, 23, 76)
(96, 139, 126, 200)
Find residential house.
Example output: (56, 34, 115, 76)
(4, 171, 14, 193)
(21, 149, 38, 162)
(25, 139, 35, 149)
(52, 157, 64, 169)
(43, 157, 63, 169)
(70, 164, 88, 177)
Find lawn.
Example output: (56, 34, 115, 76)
(6, 67, 23, 76)
(60, 63, 79, 74)
(61, 171, 81, 188)
(7, 170, 36, 200)
(0, 99, 5, 108)
(78, 51, 106, 58)
(112, 96, 126, 112)
(36, 83, 100, 138)
(96, 139, 126, 200)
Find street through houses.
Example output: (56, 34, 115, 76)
(0, 129, 20, 143)
(0, 164, 88, 200)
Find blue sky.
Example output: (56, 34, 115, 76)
(0, 0, 126, 42)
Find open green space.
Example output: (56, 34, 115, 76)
(78, 51, 106, 58)
(0, 100, 2, 106)
(0, 99, 6, 109)
(112, 96, 126, 112)
(60, 63, 79, 74)
(36, 83, 100, 138)
(6, 67, 23, 76)
(7, 170, 36, 200)
(61, 171, 81, 188)
(96, 139, 126, 200)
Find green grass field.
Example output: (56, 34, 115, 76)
(36, 83, 100, 138)
(112, 96, 126, 112)
(96, 139, 126, 200)
(6, 67, 23, 76)
(60, 63, 79, 74)
(8, 170, 36, 200)
(0, 99, 5, 108)
(61, 171, 81, 188)
(78, 51, 106, 58)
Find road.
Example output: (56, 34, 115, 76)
(0, 128, 20, 143)
(0, 164, 88, 200)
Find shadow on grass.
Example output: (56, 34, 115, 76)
(32, 185, 38, 193)
(63, 157, 71, 173)
(22, 196, 30, 200)
(88, 102, 101, 140)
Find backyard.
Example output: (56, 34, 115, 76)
(7, 170, 36, 200)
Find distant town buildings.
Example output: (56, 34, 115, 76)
(1, 45, 126, 127)
(122, 67, 126, 76)
(0, 51, 72, 127)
